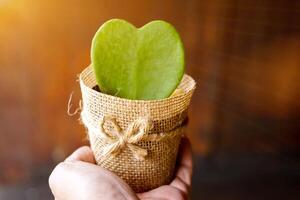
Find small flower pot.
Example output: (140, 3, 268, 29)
(79, 65, 196, 192)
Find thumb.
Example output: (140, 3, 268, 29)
(65, 146, 96, 163)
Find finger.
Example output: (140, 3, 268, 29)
(49, 161, 100, 199)
(170, 137, 193, 192)
(49, 161, 80, 200)
(65, 146, 96, 164)
(49, 161, 138, 200)
(137, 185, 186, 200)
(177, 137, 193, 182)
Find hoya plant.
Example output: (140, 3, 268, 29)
(91, 19, 184, 100)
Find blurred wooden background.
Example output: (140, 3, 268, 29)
(0, 0, 299, 199)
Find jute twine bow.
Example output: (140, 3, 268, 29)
(99, 116, 153, 161)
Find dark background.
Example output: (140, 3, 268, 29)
(0, 0, 299, 199)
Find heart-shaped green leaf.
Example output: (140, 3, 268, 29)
(91, 19, 184, 100)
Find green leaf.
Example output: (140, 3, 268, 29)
(91, 19, 184, 100)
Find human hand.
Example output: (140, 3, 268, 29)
(49, 138, 192, 200)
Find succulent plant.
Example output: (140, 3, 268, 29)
(91, 19, 184, 100)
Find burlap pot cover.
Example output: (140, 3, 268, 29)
(79, 65, 196, 192)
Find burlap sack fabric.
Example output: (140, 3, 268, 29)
(79, 65, 196, 192)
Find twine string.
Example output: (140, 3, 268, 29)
(99, 116, 152, 160)
(67, 92, 82, 116)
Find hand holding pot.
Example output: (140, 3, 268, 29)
(49, 138, 192, 200)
